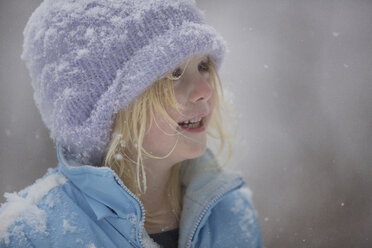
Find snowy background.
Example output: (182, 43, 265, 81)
(1, 0, 371, 247)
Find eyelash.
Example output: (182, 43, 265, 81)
(198, 61, 210, 72)
(171, 68, 183, 79)
(170, 60, 210, 80)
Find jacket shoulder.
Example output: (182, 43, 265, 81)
(197, 187, 263, 248)
(0, 169, 69, 247)
(0, 169, 105, 247)
(0, 169, 116, 248)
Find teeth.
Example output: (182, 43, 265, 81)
(179, 117, 202, 125)
(178, 117, 203, 129)
(190, 117, 202, 123)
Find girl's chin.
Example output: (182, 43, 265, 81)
(179, 142, 207, 160)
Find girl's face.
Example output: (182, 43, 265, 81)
(143, 55, 215, 164)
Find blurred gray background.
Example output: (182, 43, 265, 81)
(1, 0, 371, 247)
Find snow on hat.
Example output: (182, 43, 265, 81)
(21, 0, 226, 166)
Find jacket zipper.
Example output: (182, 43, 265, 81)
(113, 174, 147, 248)
(57, 144, 148, 248)
(185, 179, 244, 248)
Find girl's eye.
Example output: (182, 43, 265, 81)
(171, 68, 183, 79)
(198, 61, 210, 72)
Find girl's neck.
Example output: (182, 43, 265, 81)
(139, 158, 180, 234)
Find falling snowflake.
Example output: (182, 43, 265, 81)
(114, 153, 123, 160)
(5, 129, 11, 137)
(332, 32, 340, 37)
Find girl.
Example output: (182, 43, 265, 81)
(0, 0, 262, 247)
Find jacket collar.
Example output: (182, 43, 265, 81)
(56, 144, 143, 221)
(57, 144, 244, 248)
(178, 149, 245, 247)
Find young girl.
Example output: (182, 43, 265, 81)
(0, 0, 262, 247)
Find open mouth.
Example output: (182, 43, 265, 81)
(178, 117, 204, 130)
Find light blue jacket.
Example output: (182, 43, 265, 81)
(0, 145, 262, 247)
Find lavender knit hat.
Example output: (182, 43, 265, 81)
(21, 0, 226, 166)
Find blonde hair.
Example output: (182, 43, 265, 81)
(104, 57, 232, 228)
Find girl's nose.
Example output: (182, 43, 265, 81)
(189, 74, 213, 103)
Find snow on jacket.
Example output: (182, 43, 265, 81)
(0, 145, 262, 248)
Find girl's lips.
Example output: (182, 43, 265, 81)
(178, 117, 206, 133)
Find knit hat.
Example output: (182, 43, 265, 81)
(21, 0, 226, 166)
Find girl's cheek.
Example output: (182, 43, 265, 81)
(173, 85, 188, 105)
(208, 90, 216, 109)
(166, 107, 183, 127)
